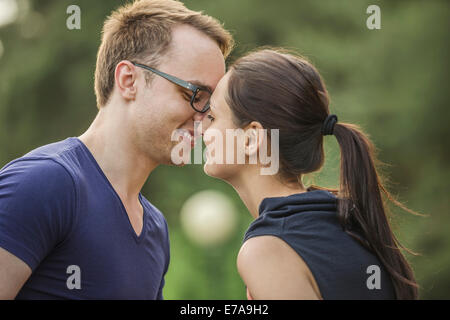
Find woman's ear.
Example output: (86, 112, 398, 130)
(244, 121, 264, 161)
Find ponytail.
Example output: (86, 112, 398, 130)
(332, 121, 419, 300)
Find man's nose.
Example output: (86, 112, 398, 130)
(193, 112, 208, 133)
(193, 111, 207, 122)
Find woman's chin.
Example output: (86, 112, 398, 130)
(203, 162, 217, 178)
(203, 162, 239, 185)
(203, 162, 226, 179)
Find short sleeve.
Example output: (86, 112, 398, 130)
(0, 158, 77, 271)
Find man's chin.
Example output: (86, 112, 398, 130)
(168, 141, 194, 166)
(167, 153, 192, 167)
(170, 161, 187, 167)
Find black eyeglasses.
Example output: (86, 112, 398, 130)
(132, 62, 212, 113)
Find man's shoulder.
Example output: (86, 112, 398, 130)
(0, 157, 76, 198)
(22, 137, 80, 160)
(0, 139, 80, 199)
(1, 137, 82, 185)
(0, 142, 81, 274)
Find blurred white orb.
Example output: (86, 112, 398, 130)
(180, 190, 237, 247)
(0, 0, 19, 28)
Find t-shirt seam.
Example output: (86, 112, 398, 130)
(49, 157, 80, 249)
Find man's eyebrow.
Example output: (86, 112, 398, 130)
(187, 80, 212, 92)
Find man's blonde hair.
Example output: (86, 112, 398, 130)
(94, 0, 234, 108)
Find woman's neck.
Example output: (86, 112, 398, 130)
(228, 167, 306, 219)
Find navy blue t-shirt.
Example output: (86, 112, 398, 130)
(0, 137, 170, 299)
(244, 189, 396, 300)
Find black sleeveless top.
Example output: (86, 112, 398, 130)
(243, 189, 396, 299)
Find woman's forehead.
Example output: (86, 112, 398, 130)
(211, 72, 231, 103)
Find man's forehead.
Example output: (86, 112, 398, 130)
(161, 26, 226, 88)
(170, 24, 219, 52)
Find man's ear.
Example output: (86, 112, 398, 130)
(244, 121, 265, 159)
(114, 60, 138, 102)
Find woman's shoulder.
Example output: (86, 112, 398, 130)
(237, 234, 322, 299)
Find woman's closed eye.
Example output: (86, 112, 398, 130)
(207, 114, 215, 122)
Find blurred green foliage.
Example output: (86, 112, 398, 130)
(0, 0, 448, 299)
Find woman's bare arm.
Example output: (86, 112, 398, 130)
(237, 235, 322, 300)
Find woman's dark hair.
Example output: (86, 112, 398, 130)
(225, 48, 419, 299)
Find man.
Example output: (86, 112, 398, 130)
(0, 0, 233, 299)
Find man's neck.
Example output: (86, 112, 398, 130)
(78, 110, 158, 205)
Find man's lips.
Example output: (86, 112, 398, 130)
(188, 130, 195, 147)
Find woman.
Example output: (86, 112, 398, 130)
(202, 49, 419, 300)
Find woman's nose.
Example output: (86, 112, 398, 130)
(193, 113, 212, 135)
